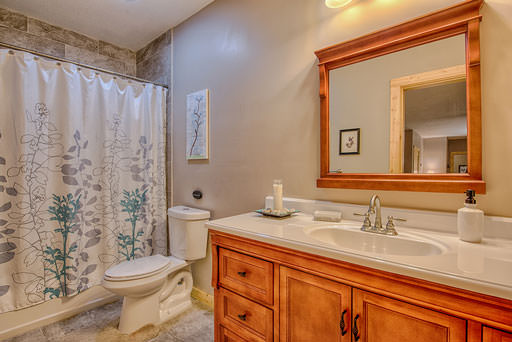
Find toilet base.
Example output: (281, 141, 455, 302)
(115, 269, 194, 334)
(118, 292, 161, 334)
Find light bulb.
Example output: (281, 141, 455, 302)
(325, 0, 353, 8)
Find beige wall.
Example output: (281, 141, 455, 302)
(423, 137, 448, 174)
(329, 35, 465, 173)
(172, 0, 512, 294)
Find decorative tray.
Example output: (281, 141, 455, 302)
(255, 208, 300, 218)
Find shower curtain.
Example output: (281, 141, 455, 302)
(0, 49, 167, 313)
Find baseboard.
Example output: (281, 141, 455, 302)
(191, 286, 214, 309)
(0, 292, 119, 340)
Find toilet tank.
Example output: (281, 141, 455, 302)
(168, 206, 210, 260)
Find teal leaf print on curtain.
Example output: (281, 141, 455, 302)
(43, 194, 81, 298)
(118, 188, 148, 261)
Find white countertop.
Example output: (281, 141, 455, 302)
(207, 211, 512, 300)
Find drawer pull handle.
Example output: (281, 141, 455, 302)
(352, 314, 360, 341)
(237, 313, 247, 321)
(340, 309, 348, 336)
(237, 271, 247, 277)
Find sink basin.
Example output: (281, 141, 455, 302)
(303, 224, 445, 256)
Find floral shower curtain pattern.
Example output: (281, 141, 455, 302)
(0, 49, 167, 313)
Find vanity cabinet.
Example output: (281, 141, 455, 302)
(353, 289, 466, 342)
(210, 230, 512, 342)
(483, 328, 512, 342)
(280, 267, 351, 341)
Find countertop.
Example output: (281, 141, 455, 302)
(207, 212, 512, 300)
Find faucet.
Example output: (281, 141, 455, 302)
(370, 195, 383, 230)
(354, 195, 405, 235)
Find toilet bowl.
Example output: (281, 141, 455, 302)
(102, 206, 210, 334)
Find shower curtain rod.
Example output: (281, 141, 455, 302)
(0, 42, 169, 89)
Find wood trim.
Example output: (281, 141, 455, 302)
(319, 63, 330, 177)
(316, 0, 485, 193)
(191, 286, 214, 309)
(210, 230, 512, 332)
(273, 264, 279, 342)
(388, 65, 466, 173)
(468, 321, 483, 342)
(212, 236, 219, 289)
(466, 18, 483, 180)
(315, 0, 482, 64)
(317, 177, 486, 193)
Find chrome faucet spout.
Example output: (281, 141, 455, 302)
(355, 195, 404, 235)
(370, 195, 383, 230)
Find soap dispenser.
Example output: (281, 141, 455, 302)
(457, 189, 484, 243)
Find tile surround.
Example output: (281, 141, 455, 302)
(28, 18, 99, 53)
(65, 45, 127, 75)
(0, 25, 65, 57)
(136, 30, 172, 64)
(0, 7, 136, 76)
(0, 8, 26, 31)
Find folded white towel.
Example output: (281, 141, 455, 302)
(313, 210, 342, 222)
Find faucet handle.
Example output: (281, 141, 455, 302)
(385, 216, 406, 235)
(354, 212, 372, 231)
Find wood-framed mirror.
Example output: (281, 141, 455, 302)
(315, 0, 485, 193)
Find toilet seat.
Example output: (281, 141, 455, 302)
(105, 255, 172, 282)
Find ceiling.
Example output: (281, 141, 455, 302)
(405, 80, 467, 138)
(0, 0, 214, 51)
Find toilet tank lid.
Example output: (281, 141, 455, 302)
(168, 206, 210, 220)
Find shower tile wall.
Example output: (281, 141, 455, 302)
(0, 7, 136, 75)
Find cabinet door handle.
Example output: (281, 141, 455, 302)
(339, 309, 348, 336)
(352, 314, 360, 341)
(237, 313, 247, 321)
(237, 271, 247, 277)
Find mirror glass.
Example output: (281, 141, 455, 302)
(329, 34, 467, 174)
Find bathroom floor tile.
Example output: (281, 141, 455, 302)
(5, 298, 213, 342)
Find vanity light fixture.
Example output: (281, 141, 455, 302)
(325, 0, 353, 8)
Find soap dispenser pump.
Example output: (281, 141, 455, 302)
(457, 189, 484, 243)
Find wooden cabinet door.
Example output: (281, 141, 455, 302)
(483, 327, 512, 342)
(352, 289, 466, 342)
(279, 266, 351, 342)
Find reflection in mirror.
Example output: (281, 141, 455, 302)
(329, 34, 466, 174)
(403, 80, 467, 174)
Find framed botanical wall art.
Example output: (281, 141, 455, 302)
(186, 89, 209, 160)
(339, 128, 360, 155)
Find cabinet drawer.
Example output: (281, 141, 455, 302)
(218, 288, 273, 342)
(219, 325, 250, 342)
(219, 248, 273, 305)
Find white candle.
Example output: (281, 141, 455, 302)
(273, 180, 283, 212)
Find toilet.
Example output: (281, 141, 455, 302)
(102, 206, 210, 334)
